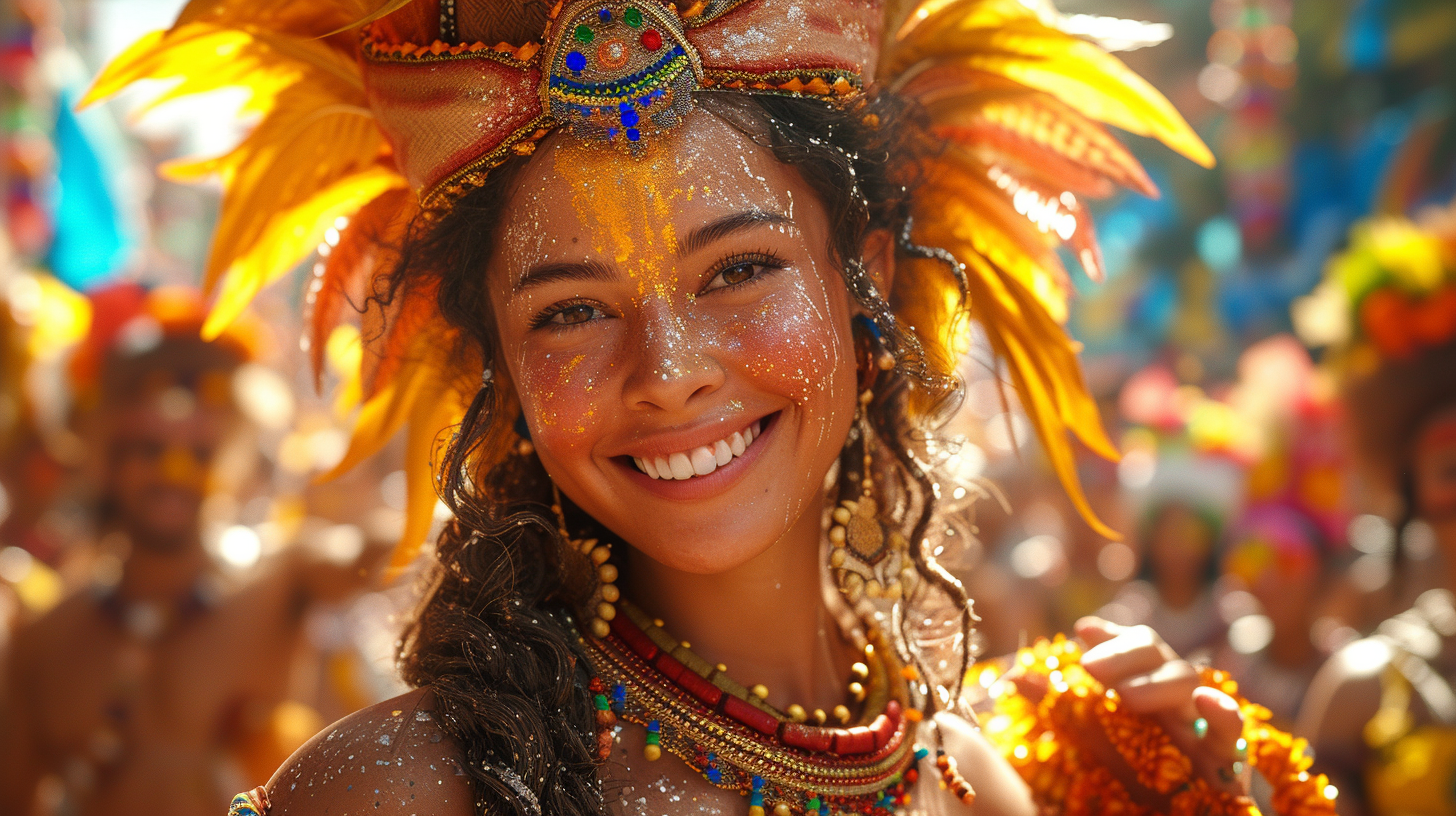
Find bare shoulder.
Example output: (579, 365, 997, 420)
(933, 711, 1036, 816)
(263, 688, 476, 816)
(1295, 636, 1390, 771)
(1297, 636, 1390, 731)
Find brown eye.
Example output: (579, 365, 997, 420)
(550, 303, 602, 326)
(720, 263, 756, 286)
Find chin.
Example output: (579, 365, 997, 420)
(627, 524, 784, 575)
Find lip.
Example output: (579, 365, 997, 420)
(613, 411, 780, 501)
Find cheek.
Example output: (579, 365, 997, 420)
(724, 277, 853, 407)
(516, 341, 618, 450)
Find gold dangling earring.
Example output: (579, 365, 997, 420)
(830, 318, 914, 607)
(551, 485, 619, 638)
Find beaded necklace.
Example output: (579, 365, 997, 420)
(582, 599, 927, 816)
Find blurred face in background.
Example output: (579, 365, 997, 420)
(1147, 503, 1216, 600)
(96, 350, 245, 553)
(1414, 407, 1456, 550)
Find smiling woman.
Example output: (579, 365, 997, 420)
(78, 1, 1328, 816)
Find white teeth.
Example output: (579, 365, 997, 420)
(668, 452, 694, 480)
(690, 446, 717, 476)
(635, 419, 768, 481)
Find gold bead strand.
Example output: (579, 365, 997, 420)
(553, 485, 618, 638)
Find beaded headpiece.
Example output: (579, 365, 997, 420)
(86, 0, 1212, 566)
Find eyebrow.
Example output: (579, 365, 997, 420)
(513, 209, 792, 293)
(677, 209, 793, 258)
(514, 257, 616, 294)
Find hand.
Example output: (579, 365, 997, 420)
(1076, 616, 1249, 796)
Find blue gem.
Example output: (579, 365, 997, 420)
(620, 109, 639, 127)
(607, 127, 619, 139)
(751, 776, 764, 791)
(705, 767, 722, 783)
(565, 51, 587, 72)
(639, 95, 652, 107)
(598, 8, 612, 22)
(619, 100, 633, 113)
(626, 128, 640, 141)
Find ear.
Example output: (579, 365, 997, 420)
(861, 228, 897, 299)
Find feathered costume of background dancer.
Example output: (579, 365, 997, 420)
(90, 1, 1338, 815)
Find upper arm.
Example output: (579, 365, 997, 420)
(1295, 638, 1388, 798)
(264, 690, 476, 816)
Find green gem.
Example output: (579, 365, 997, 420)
(594, 694, 609, 710)
(624, 7, 643, 27)
(807, 797, 822, 811)
(1234, 738, 1248, 761)
(1192, 717, 1209, 739)
(574, 24, 595, 43)
(646, 732, 660, 745)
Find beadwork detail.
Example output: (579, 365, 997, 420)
(543, 1, 702, 147)
(228, 787, 270, 816)
(582, 600, 929, 815)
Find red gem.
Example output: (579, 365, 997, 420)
(780, 722, 835, 753)
(832, 726, 875, 755)
(722, 695, 779, 736)
(610, 613, 659, 661)
(641, 29, 663, 50)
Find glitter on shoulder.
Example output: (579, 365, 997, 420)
(261, 688, 474, 816)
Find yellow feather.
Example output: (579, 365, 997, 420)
(203, 165, 406, 338)
(390, 382, 469, 576)
(174, 0, 417, 38)
(890, 10, 1213, 168)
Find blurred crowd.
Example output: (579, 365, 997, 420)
(1, 0, 1455, 815)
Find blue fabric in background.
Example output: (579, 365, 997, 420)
(45, 89, 131, 291)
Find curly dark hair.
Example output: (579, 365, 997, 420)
(393, 90, 975, 816)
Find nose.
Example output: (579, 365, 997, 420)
(621, 301, 725, 413)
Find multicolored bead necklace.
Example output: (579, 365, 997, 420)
(582, 598, 937, 815)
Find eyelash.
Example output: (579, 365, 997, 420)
(527, 251, 790, 331)
(705, 251, 787, 292)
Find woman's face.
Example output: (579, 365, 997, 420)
(488, 108, 861, 575)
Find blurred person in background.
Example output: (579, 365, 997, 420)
(1112, 498, 1226, 657)
(0, 284, 390, 816)
(1295, 205, 1456, 816)
(1216, 504, 1333, 727)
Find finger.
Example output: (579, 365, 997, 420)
(1075, 616, 1122, 648)
(1111, 661, 1201, 717)
(1161, 688, 1248, 796)
(1194, 687, 1245, 762)
(1081, 626, 1169, 685)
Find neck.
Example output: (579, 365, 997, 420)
(1266, 619, 1314, 668)
(625, 497, 856, 713)
(115, 531, 210, 604)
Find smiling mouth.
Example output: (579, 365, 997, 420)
(630, 415, 771, 480)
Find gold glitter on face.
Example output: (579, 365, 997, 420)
(490, 108, 862, 576)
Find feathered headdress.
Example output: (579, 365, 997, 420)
(85, 0, 1211, 568)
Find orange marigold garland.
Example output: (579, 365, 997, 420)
(974, 637, 1339, 816)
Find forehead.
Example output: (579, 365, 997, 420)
(496, 106, 807, 271)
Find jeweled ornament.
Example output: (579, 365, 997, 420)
(543, 1, 701, 148)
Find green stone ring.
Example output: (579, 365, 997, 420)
(1193, 717, 1210, 739)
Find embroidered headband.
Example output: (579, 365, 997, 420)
(85, 0, 1213, 567)
(361, 0, 880, 205)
